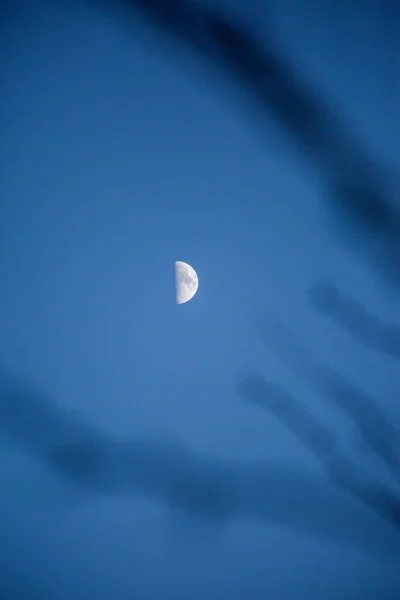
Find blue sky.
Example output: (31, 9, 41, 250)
(1, 1, 399, 598)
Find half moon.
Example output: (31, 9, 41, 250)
(175, 261, 199, 304)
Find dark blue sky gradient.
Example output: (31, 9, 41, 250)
(1, 1, 399, 598)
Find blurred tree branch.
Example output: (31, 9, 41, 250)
(308, 282, 400, 359)
(238, 376, 400, 530)
(84, 0, 400, 541)
(256, 314, 400, 484)
(91, 0, 399, 285)
(235, 309, 400, 544)
(1, 366, 399, 558)
(2, 0, 400, 568)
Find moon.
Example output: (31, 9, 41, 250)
(175, 261, 199, 304)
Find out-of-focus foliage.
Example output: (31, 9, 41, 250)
(308, 282, 400, 359)
(237, 311, 400, 545)
(0, 366, 399, 559)
(91, 0, 399, 286)
(1, 0, 399, 570)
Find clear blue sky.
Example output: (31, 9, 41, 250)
(1, 1, 399, 598)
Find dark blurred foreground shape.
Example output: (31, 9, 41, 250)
(308, 282, 400, 359)
(90, 0, 400, 286)
(0, 367, 400, 560)
(238, 376, 400, 527)
(2, 0, 400, 585)
(79, 1, 400, 548)
(256, 313, 400, 482)
(237, 312, 400, 545)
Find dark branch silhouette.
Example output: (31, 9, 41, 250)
(256, 314, 400, 484)
(91, 0, 399, 285)
(238, 376, 400, 530)
(308, 282, 400, 359)
(2, 4, 400, 588)
(1, 367, 399, 559)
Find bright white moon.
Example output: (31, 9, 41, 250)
(175, 261, 199, 304)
